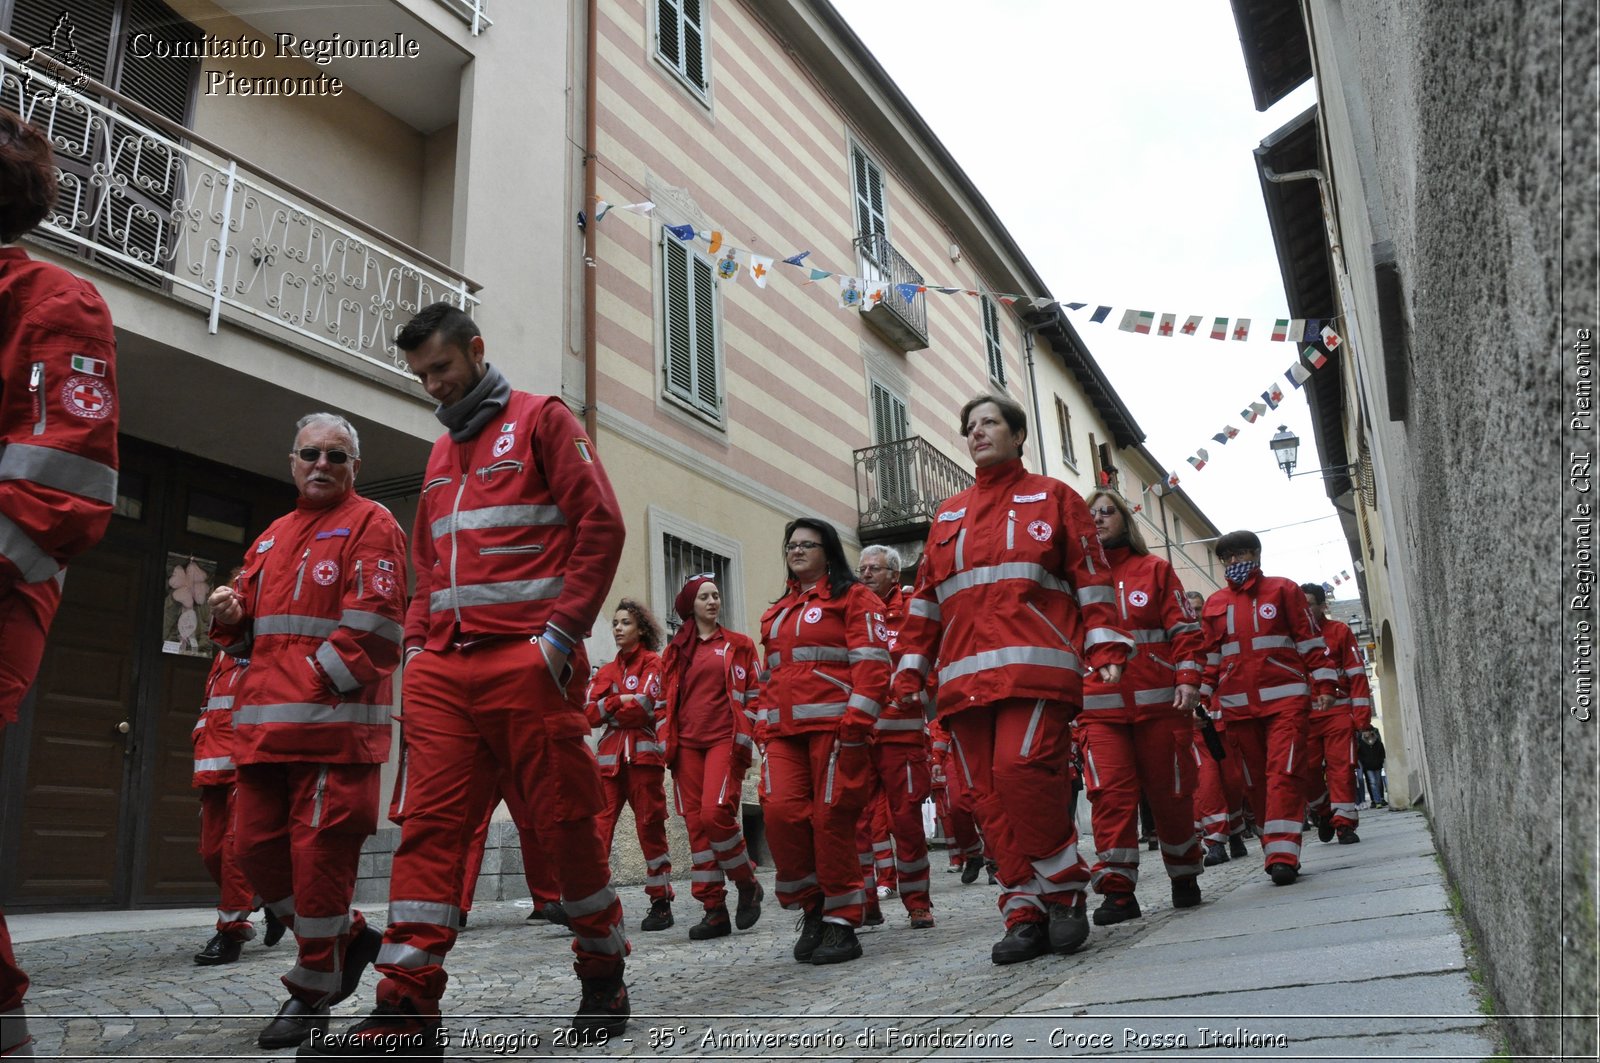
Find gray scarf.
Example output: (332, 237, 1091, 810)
(434, 363, 511, 443)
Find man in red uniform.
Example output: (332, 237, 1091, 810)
(1, 107, 120, 1059)
(209, 413, 407, 1050)
(854, 545, 934, 929)
(1196, 531, 1337, 886)
(308, 303, 628, 1058)
(1297, 584, 1373, 844)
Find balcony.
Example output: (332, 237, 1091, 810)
(1, 52, 479, 382)
(854, 231, 929, 352)
(854, 436, 974, 545)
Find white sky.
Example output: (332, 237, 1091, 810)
(832, 0, 1360, 598)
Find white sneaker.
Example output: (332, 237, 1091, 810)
(876, 885, 894, 899)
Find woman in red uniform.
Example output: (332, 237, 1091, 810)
(757, 518, 891, 965)
(660, 576, 763, 940)
(1077, 489, 1206, 925)
(892, 394, 1131, 965)
(586, 599, 675, 931)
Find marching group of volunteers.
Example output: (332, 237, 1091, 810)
(0, 108, 1378, 1060)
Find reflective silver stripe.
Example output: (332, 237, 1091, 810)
(389, 900, 463, 929)
(822, 889, 865, 911)
(265, 896, 297, 919)
(1167, 621, 1201, 638)
(1296, 637, 1327, 653)
(732, 733, 754, 751)
(896, 855, 930, 874)
(233, 702, 391, 726)
(1264, 819, 1303, 834)
(1225, 604, 1236, 634)
(792, 701, 847, 720)
(376, 942, 446, 968)
(730, 689, 750, 704)
(776, 873, 818, 893)
(1091, 865, 1137, 888)
(294, 912, 352, 938)
(935, 562, 1069, 603)
(340, 609, 403, 644)
(1263, 841, 1302, 857)
(430, 577, 563, 612)
(0, 511, 59, 582)
(895, 654, 930, 676)
(767, 652, 781, 668)
(716, 853, 749, 870)
(1344, 666, 1367, 677)
(909, 598, 941, 620)
(203, 695, 235, 711)
(1081, 694, 1124, 710)
(1134, 687, 1175, 706)
(645, 853, 670, 871)
(848, 647, 891, 664)
(1095, 847, 1141, 864)
(875, 717, 924, 731)
(285, 966, 341, 993)
(1312, 668, 1340, 683)
(1352, 697, 1372, 707)
(709, 834, 744, 853)
(431, 503, 566, 539)
(1160, 838, 1198, 857)
(255, 614, 339, 638)
(217, 908, 252, 922)
(847, 693, 881, 718)
(1020, 699, 1044, 756)
(1217, 693, 1249, 708)
(1002, 894, 1045, 915)
(1031, 841, 1082, 878)
(564, 884, 618, 918)
(1253, 636, 1296, 651)
(1206, 652, 1223, 665)
(690, 870, 726, 883)
(1220, 641, 1242, 657)
(596, 754, 618, 766)
(1085, 626, 1134, 648)
(1076, 584, 1114, 606)
(1175, 659, 1201, 673)
(637, 741, 667, 754)
(192, 756, 235, 772)
(316, 642, 360, 693)
(575, 928, 627, 955)
(0, 442, 118, 503)
(691, 848, 715, 863)
(1131, 628, 1167, 643)
(1260, 683, 1310, 700)
(791, 646, 850, 663)
(644, 873, 671, 886)
(939, 645, 1080, 684)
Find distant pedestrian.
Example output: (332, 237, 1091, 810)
(1296, 584, 1373, 844)
(1357, 728, 1388, 807)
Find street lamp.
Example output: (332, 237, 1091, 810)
(1269, 425, 1300, 478)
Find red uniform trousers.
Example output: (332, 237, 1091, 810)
(761, 733, 873, 926)
(854, 792, 896, 894)
(458, 781, 560, 913)
(198, 784, 258, 940)
(234, 762, 380, 1005)
(1079, 716, 1203, 894)
(671, 744, 756, 912)
(598, 764, 673, 903)
(1193, 732, 1247, 844)
(1298, 713, 1359, 829)
(1225, 708, 1311, 870)
(944, 758, 985, 864)
(0, 580, 55, 728)
(377, 640, 623, 1012)
(854, 744, 932, 912)
(945, 699, 1089, 928)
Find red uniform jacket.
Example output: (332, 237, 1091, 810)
(660, 626, 760, 767)
(404, 391, 623, 656)
(191, 650, 248, 786)
(0, 247, 118, 592)
(756, 578, 890, 741)
(1318, 618, 1373, 730)
(1079, 545, 1204, 722)
(871, 583, 927, 745)
(585, 644, 666, 775)
(212, 492, 407, 764)
(1197, 569, 1338, 720)
(891, 458, 1132, 718)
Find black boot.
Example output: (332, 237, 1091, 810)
(194, 932, 243, 966)
(327, 926, 383, 1008)
(640, 897, 674, 932)
(990, 921, 1048, 965)
(1316, 812, 1335, 843)
(542, 901, 571, 927)
(573, 975, 630, 1037)
(296, 999, 442, 1058)
(734, 879, 764, 930)
(688, 905, 731, 940)
(1228, 832, 1249, 858)
(1047, 902, 1090, 954)
(263, 908, 287, 947)
(1091, 892, 1141, 926)
(1202, 841, 1229, 866)
(1337, 826, 1361, 844)
(960, 857, 983, 884)
(1268, 862, 1299, 886)
(792, 904, 824, 962)
(809, 922, 862, 964)
(259, 997, 330, 1050)
(1171, 877, 1202, 909)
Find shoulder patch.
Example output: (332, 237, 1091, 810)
(1013, 492, 1047, 503)
(937, 508, 967, 522)
(574, 437, 594, 462)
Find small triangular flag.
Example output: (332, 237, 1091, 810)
(1181, 315, 1203, 336)
(748, 254, 772, 288)
(1232, 318, 1252, 341)
(664, 223, 695, 241)
(1210, 317, 1229, 341)
(1320, 325, 1343, 350)
(783, 250, 812, 266)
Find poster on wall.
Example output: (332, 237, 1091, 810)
(162, 554, 216, 657)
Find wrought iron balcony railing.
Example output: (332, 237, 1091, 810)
(853, 230, 929, 351)
(854, 435, 974, 545)
(0, 52, 479, 380)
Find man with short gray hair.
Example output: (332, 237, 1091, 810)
(207, 412, 407, 1051)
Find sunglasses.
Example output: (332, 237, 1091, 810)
(1088, 505, 1119, 517)
(294, 447, 352, 465)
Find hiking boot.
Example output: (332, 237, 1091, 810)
(572, 975, 629, 1038)
(1202, 841, 1229, 866)
(1268, 863, 1299, 886)
(734, 880, 764, 930)
(1228, 833, 1249, 858)
(263, 908, 287, 947)
(1047, 902, 1090, 954)
(1171, 877, 1202, 909)
(985, 860, 999, 885)
(194, 932, 243, 966)
(296, 999, 441, 1058)
(542, 902, 571, 927)
(908, 907, 936, 929)
(960, 857, 983, 884)
(809, 922, 862, 965)
(862, 903, 884, 926)
(990, 921, 1048, 965)
(1092, 892, 1141, 926)
(259, 998, 329, 1050)
(326, 927, 382, 1008)
(1316, 813, 1335, 844)
(792, 905, 824, 962)
(1337, 826, 1361, 844)
(687, 905, 731, 940)
(639, 898, 674, 932)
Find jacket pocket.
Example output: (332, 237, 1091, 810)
(812, 669, 853, 697)
(29, 362, 45, 436)
(1264, 656, 1305, 680)
(1025, 601, 1075, 652)
(479, 543, 545, 556)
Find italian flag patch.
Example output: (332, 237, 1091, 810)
(574, 437, 594, 463)
(70, 354, 107, 377)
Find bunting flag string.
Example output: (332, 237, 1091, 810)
(1175, 345, 1340, 477)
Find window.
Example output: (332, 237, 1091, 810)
(655, 0, 708, 95)
(869, 381, 908, 444)
(870, 380, 911, 514)
(1097, 442, 1118, 489)
(851, 144, 888, 279)
(661, 232, 722, 422)
(982, 296, 1005, 385)
(661, 533, 731, 635)
(1054, 396, 1077, 468)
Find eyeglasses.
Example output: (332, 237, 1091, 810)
(294, 447, 352, 465)
(1088, 505, 1119, 517)
(784, 541, 823, 553)
(858, 564, 889, 574)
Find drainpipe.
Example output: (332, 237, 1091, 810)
(1260, 164, 1361, 367)
(582, 0, 599, 439)
(1022, 321, 1050, 474)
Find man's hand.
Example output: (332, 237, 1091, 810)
(209, 585, 243, 626)
(538, 635, 571, 683)
(1314, 694, 1337, 712)
(1173, 683, 1199, 712)
(1096, 663, 1123, 685)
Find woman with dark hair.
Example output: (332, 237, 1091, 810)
(585, 598, 677, 931)
(892, 394, 1132, 965)
(1077, 489, 1207, 925)
(757, 517, 891, 965)
(659, 576, 764, 940)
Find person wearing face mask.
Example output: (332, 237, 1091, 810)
(1295, 583, 1373, 845)
(757, 518, 892, 965)
(891, 394, 1132, 965)
(659, 575, 763, 941)
(1196, 531, 1339, 886)
(1077, 489, 1207, 925)
(585, 599, 675, 929)
(1188, 592, 1252, 867)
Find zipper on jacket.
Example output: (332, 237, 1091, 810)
(955, 528, 967, 570)
(1006, 509, 1016, 550)
(449, 474, 469, 625)
(292, 548, 310, 600)
(310, 765, 329, 828)
(1118, 580, 1127, 621)
(29, 362, 45, 435)
(355, 560, 364, 599)
(422, 476, 452, 495)
(823, 739, 839, 804)
(476, 459, 525, 481)
(1251, 598, 1260, 634)
(1081, 536, 1096, 575)
(479, 543, 544, 556)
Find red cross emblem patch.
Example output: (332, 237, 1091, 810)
(61, 375, 112, 420)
